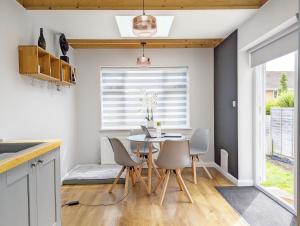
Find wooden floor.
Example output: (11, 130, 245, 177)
(61, 168, 247, 226)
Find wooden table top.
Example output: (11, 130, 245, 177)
(0, 139, 62, 173)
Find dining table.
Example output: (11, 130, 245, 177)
(127, 134, 185, 194)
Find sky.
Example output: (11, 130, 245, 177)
(266, 52, 296, 71)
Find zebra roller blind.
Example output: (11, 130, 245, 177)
(250, 22, 298, 67)
(100, 67, 189, 129)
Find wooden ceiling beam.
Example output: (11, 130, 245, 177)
(16, 0, 268, 10)
(68, 39, 223, 49)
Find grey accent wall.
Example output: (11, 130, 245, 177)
(214, 30, 239, 179)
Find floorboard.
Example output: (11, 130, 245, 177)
(61, 168, 248, 226)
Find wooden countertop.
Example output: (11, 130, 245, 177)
(0, 139, 62, 173)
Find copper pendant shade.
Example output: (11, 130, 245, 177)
(133, 0, 157, 37)
(137, 42, 151, 66)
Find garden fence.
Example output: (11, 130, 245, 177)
(266, 108, 295, 158)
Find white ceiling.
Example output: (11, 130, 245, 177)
(27, 9, 257, 39)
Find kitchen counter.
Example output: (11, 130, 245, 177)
(0, 139, 62, 173)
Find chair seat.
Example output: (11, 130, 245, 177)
(128, 154, 144, 166)
(190, 147, 206, 156)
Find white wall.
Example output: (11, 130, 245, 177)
(239, 0, 298, 50)
(237, 0, 298, 184)
(0, 0, 78, 177)
(74, 48, 214, 164)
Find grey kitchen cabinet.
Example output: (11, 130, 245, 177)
(0, 148, 61, 226)
(36, 149, 61, 226)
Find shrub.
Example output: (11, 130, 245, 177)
(266, 91, 294, 115)
(266, 99, 278, 115)
(276, 91, 294, 107)
(278, 73, 289, 95)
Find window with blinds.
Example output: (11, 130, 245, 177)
(100, 67, 189, 129)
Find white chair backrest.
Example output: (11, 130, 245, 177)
(190, 128, 209, 152)
(108, 137, 135, 166)
(156, 140, 190, 170)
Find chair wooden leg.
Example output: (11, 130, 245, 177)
(129, 168, 136, 186)
(198, 156, 213, 179)
(136, 144, 140, 156)
(135, 158, 143, 177)
(174, 170, 183, 191)
(133, 166, 138, 182)
(192, 156, 197, 184)
(124, 167, 130, 196)
(159, 170, 170, 205)
(135, 167, 148, 192)
(152, 158, 161, 179)
(147, 144, 153, 194)
(109, 166, 126, 193)
(176, 169, 193, 203)
(154, 170, 166, 193)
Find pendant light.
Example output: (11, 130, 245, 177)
(133, 0, 157, 37)
(137, 42, 151, 66)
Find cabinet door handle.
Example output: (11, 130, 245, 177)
(37, 160, 44, 165)
(31, 162, 37, 168)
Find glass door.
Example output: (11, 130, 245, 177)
(255, 52, 297, 212)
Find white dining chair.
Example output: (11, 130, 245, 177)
(108, 137, 148, 196)
(190, 128, 213, 184)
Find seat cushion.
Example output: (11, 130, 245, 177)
(190, 147, 206, 156)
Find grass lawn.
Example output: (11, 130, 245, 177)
(261, 160, 294, 194)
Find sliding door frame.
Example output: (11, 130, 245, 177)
(297, 18, 300, 222)
(253, 65, 266, 187)
(254, 54, 298, 215)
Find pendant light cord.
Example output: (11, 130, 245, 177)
(142, 0, 145, 15)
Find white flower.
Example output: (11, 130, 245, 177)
(139, 90, 158, 121)
(139, 90, 158, 111)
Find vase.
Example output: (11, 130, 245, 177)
(156, 125, 162, 138)
(38, 28, 46, 50)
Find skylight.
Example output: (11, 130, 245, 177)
(115, 16, 174, 38)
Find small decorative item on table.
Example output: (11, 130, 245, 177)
(156, 121, 162, 138)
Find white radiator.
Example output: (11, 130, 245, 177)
(220, 149, 229, 173)
(100, 136, 129, 165)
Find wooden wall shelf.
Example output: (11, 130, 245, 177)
(18, 45, 76, 87)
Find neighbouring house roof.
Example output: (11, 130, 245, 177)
(266, 71, 294, 90)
